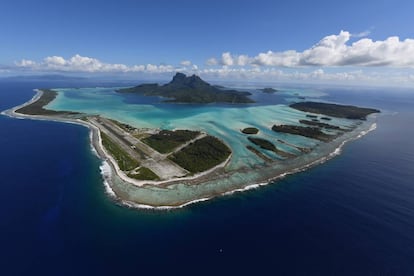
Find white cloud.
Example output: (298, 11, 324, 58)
(218, 52, 252, 66)
(206, 58, 218, 66)
(352, 30, 371, 38)
(180, 60, 192, 66)
(221, 52, 234, 66)
(208, 31, 414, 68)
(235, 54, 250, 66)
(252, 50, 300, 67)
(44, 56, 66, 66)
(15, 54, 180, 74)
(11, 30, 414, 87)
(198, 66, 414, 87)
(15, 59, 37, 67)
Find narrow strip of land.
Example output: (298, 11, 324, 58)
(87, 116, 189, 180)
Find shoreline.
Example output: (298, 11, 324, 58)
(1, 89, 237, 208)
(119, 122, 377, 210)
(2, 89, 379, 210)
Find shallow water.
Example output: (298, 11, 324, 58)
(46, 85, 364, 206)
(1, 80, 413, 275)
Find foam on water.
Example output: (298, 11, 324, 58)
(89, 131, 99, 157)
(121, 197, 212, 210)
(99, 161, 115, 198)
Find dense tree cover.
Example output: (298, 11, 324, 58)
(247, 137, 276, 151)
(241, 127, 259, 134)
(16, 89, 78, 116)
(142, 129, 200, 153)
(291, 102, 380, 120)
(170, 136, 231, 173)
(272, 125, 334, 142)
(299, 120, 343, 130)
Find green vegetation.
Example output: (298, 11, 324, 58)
(241, 127, 259, 134)
(142, 130, 200, 153)
(306, 114, 318, 119)
(248, 137, 276, 151)
(101, 132, 139, 171)
(109, 119, 136, 132)
(127, 167, 159, 181)
(117, 72, 255, 104)
(16, 89, 79, 116)
(320, 117, 332, 121)
(170, 136, 231, 173)
(299, 119, 343, 130)
(272, 124, 335, 142)
(291, 102, 380, 120)
(248, 137, 296, 158)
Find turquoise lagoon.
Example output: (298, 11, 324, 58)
(46, 86, 374, 207)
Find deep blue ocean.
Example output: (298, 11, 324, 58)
(1, 80, 413, 275)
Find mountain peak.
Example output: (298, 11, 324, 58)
(171, 72, 187, 82)
(168, 73, 209, 88)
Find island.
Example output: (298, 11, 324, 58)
(291, 101, 380, 120)
(259, 87, 278, 93)
(241, 127, 259, 134)
(247, 137, 296, 158)
(298, 120, 344, 130)
(117, 72, 255, 104)
(2, 79, 380, 209)
(15, 89, 79, 116)
(271, 102, 380, 142)
(89, 116, 231, 180)
(8, 89, 233, 185)
(272, 124, 336, 142)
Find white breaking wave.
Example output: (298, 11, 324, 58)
(115, 122, 379, 210)
(93, 121, 379, 210)
(99, 161, 115, 197)
(223, 182, 268, 196)
(121, 197, 211, 210)
(89, 131, 99, 157)
(103, 180, 116, 198)
(100, 160, 112, 177)
(357, 122, 377, 138)
(218, 122, 379, 200)
(331, 122, 377, 158)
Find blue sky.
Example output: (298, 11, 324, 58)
(1, 0, 414, 86)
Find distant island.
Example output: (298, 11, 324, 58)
(117, 72, 255, 103)
(290, 102, 380, 120)
(259, 87, 278, 93)
(268, 102, 380, 142)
